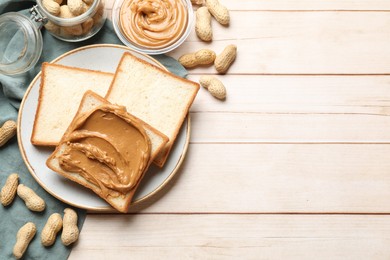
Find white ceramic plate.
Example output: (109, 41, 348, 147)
(17, 44, 190, 212)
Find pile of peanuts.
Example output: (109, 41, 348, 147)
(179, 0, 237, 100)
(42, 0, 104, 37)
(0, 123, 79, 259)
(1, 173, 80, 259)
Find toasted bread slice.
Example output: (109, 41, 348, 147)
(31, 63, 114, 146)
(106, 52, 200, 167)
(46, 91, 169, 213)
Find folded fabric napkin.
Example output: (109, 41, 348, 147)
(0, 0, 188, 259)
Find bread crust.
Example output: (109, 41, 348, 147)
(105, 52, 200, 98)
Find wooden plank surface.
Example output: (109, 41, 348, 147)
(106, 1, 390, 12)
(218, 0, 390, 10)
(189, 75, 390, 114)
(189, 75, 390, 143)
(70, 214, 390, 259)
(70, 1, 390, 259)
(190, 112, 390, 143)
(170, 11, 390, 74)
(126, 144, 390, 213)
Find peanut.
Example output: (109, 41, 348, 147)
(42, 0, 61, 15)
(68, 0, 87, 16)
(61, 208, 79, 246)
(59, 5, 75, 18)
(59, 27, 73, 38)
(179, 49, 216, 68)
(42, 0, 95, 37)
(44, 20, 60, 34)
(0, 120, 17, 147)
(17, 184, 46, 212)
(97, 1, 105, 15)
(41, 213, 63, 246)
(195, 6, 212, 41)
(59, 5, 83, 35)
(82, 17, 94, 34)
(1, 173, 19, 206)
(199, 75, 226, 100)
(214, 44, 237, 74)
(205, 0, 229, 25)
(92, 11, 103, 25)
(92, 2, 104, 25)
(13, 222, 36, 259)
(191, 0, 204, 5)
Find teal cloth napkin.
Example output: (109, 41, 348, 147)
(0, 1, 188, 259)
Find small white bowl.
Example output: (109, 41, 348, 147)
(112, 0, 194, 55)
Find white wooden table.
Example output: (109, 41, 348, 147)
(70, 1, 390, 258)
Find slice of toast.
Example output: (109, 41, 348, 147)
(31, 62, 114, 146)
(46, 91, 169, 213)
(105, 52, 200, 167)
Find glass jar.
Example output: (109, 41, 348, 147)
(0, 0, 106, 75)
(35, 0, 107, 42)
(0, 12, 43, 75)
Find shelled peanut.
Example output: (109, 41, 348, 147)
(41, 213, 63, 246)
(13, 222, 37, 259)
(61, 208, 79, 246)
(195, 6, 212, 41)
(179, 49, 216, 68)
(59, 5, 84, 36)
(42, 0, 60, 15)
(191, 0, 204, 5)
(17, 184, 46, 212)
(41, 0, 105, 37)
(205, 0, 230, 25)
(68, 0, 88, 16)
(1, 173, 19, 206)
(199, 75, 226, 100)
(215, 44, 237, 74)
(0, 120, 17, 147)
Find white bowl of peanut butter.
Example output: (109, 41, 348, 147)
(112, 0, 194, 54)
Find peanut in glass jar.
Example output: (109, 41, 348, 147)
(36, 0, 107, 42)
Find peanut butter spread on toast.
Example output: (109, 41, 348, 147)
(57, 105, 151, 199)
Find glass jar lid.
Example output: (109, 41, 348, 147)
(0, 12, 43, 75)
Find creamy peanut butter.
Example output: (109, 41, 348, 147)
(57, 105, 151, 199)
(119, 0, 188, 49)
